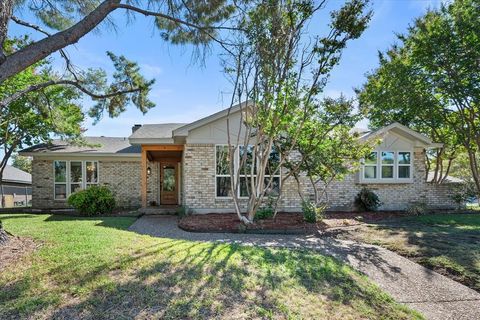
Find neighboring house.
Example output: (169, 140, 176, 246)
(20, 103, 460, 212)
(0, 165, 32, 208)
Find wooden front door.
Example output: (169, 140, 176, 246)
(160, 161, 178, 205)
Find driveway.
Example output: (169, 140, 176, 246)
(130, 215, 480, 320)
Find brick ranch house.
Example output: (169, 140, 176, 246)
(20, 103, 460, 213)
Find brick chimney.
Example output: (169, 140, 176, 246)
(132, 124, 142, 133)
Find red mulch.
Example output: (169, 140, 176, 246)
(178, 211, 414, 234)
(179, 213, 325, 234)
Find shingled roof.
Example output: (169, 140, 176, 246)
(2, 165, 31, 184)
(19, 137, 140, 155)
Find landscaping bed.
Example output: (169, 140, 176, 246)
(178, 211, 417, 234)
(179, 212, 325, 234)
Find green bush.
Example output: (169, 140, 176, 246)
(354, 188, 381, 211)
(67, 185, 116, 216)
(302, 201, 325, 223)
(254, 207, 274, 220)
(176, 205, 191, 218)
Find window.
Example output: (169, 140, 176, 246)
(86, 161, 99, 187)
(398, 152, 411, 179)
(364, 152, 377, 179)
(53, 160, 99, 199)
(238, 145, 280, 197)
(362, 151, 412, 181)
(54, 161, 67, 199)
(239, 145, 255, 197)
(381, 152, 394, 178)
(215, 146, 232, 197)
(215, 145, 281, 198)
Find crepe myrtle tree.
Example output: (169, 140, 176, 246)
(357, 0, 480, 197)
(223, 0, 372, 223)
(286, 96, 372, 213)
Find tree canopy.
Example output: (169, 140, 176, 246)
(357, 0, 480, 192)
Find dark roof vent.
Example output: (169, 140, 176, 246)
(132, 124, 142, 133)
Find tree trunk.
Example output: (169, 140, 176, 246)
(0, 221, 9, 245)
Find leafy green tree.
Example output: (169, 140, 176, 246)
(224, 0, 372, 223)
(11, 154, 32, 173)
(357, 0, 480, 192)
(291, 96, 372, 209)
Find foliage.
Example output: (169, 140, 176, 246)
(225, 0, 372, 223)
(357, 0, 480, 196)
(451, 183, 477, 207)
(293, 96, 372, 209)
(11, 154, 32, 173)
(67, 185, 116, 216)
(301, 201, 326, 223)
(176, 205, 192, 218)
(354, 188, 381, 212)
(254, 207, 274, 220)
(406, 202, 428, 216)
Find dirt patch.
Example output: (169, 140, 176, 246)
(179, 213, 325, 234)
(0, 236, 39, 269)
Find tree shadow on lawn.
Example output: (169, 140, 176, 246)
(43, 214, 136, 231)
(1, 239, 411, 319)
(359, 218, 480, 291)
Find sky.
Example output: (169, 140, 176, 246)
(8, 0, 444, 139)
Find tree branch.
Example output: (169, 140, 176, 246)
(0, 79, 141, 109)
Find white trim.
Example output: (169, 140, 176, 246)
(128, 137, 175, 145)
(360, 149, 414, 184)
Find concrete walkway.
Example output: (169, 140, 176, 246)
(129, 215, 480, 320)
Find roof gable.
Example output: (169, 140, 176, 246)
(173, 101, 251, 137)
(361, 122, 441, 148)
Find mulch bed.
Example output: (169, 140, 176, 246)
(0, 235, 39, 269)
(178, 211, 419, 234)
(179, 213, 325, 234)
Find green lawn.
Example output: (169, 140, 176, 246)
(340, 213, 480, 292)
(0, 214, 420, 319)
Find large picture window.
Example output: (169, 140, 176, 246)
(215, 145, 281, 198)
(54, 160, 99, 199)
(362, 151, 412, 181)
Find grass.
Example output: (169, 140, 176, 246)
(0, 214, 421, 319)
(340, 213, 480, 292)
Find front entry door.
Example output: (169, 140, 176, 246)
(160, 162, 178, 205)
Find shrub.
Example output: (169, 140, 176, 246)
(67, 185, 116, 216)
(354, 188, 381, 211)
(176, 205, 191, 218)
(406, 202, 428, 215)
(254, 207, 274, 220)
(451, 182, 477, 208)
(302, 201, 326, 223)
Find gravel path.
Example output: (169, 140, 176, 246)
(130, 215, 480, 320)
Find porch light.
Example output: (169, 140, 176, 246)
(147, 167, 151, 175)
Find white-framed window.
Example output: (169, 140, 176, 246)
(397, 151, 412, 179)
(364, 152, 377, 179)
(381, 151, 395, 179)
(53, 160, 99, 199)
(362, 151, 412, 181)
(215, 145, 232, 197)
(215, 145, 281, 198)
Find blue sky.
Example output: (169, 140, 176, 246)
(10, 0, 443, 138)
